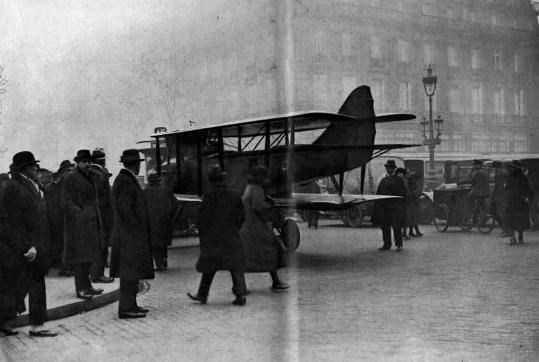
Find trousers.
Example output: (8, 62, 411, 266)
(381, 224, 403, 248)
(73, 263, 92, 292)
(118, 279, 139, 313)
(27, 271, 47, 326)
(197, 271, 246, 298)
(90, 246, 109, 278)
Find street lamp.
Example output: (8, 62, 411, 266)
(421, 64, 443, 169)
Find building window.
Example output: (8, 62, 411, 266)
(371, 36, 381, 59)
(448, 46, 458, 66)
(314, 33, 324, 54)
(341, 33, 352, 56)
(439, 134, 450, 152)
(514, 54, 521, 73)
(422, 2, 434, 16)
(371, 79, 385, 110)
(471, 49, 481, 69)
(423, 43, 435, 65)
(398, 82, 412, 111)
(448, 87, 460, 113)
(470, 11, 476, 22)
(514, 135, 527, 153)
(453, 134, 466, 152)
(512, 19, 518, 29)
(498, 136, 510, 153)
(491, 15, 498, 26)
(447, 7, 455, 19)
(369, 0, 380, 7)
(471, 86, 483, 114)
(514, 89, 525, 116)
(397, 39, 409, 62)
(493, 51, 502, 71)
(494, 88, 505, 115)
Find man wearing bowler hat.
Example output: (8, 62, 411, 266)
(89, 148, 114, 283)
(1, 151, 57, 337)
(110, 149, 154, 319)
(372, 160, 407, 252)
(62, 150, 105, 300)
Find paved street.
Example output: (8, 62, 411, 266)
(2, 221, 539, 362)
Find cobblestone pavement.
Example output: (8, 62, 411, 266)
(1, 222, 538, 362)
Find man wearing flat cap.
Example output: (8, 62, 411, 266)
(89, 148, 114, 283)
(62, 150, 105, 300)
(371, 159, 407, 252)
(110, 149, 154, 319)
(1, 151, 57, 337)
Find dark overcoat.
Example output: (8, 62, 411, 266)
(405, 178, 421, 227)
(45, 180, 65, 265)
(91, 164, 113, 246)
(0, 173, 50, 320)
(469, 168, 490, 198)
(110, 169, 154, 280)
(240, 183, 283, 272)
(62, 168, 104, 265)
(196, 182, 246, 273)
(504, 168, 531, 232)
(491, 169, 508, 219)
(143, 184, 178, 248)
(371, 174, 406, 227)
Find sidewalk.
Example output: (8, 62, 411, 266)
(12, 236, 199, 328)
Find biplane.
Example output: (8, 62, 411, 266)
(150, 86, 417, 250)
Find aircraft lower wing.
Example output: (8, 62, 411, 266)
(269, 193, 402, 211)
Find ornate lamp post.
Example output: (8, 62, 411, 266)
(421, 65, 444, 169)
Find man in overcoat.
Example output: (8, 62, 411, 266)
(187, 165, 248, 306)
(1, 151, 57, 337)
(110, 149, 154, 319)
(372, 160, 407, 252)
(466, 159, 490, 223)
(89, 148, 114, 283)
(143, 172, 178, 271)
(62, 150, 104, 300)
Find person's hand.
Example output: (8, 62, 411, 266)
(24, 246, 37, 262)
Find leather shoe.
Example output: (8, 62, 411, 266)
(271, 282, 289, 291)
(76, 290, 93, 300)
(187, 293, 207, 304)
(0, 327, 18, 336)
(396, 246, 403, 252)
(135, 306, 149, 313)
(378, 246, 391, 251)
(118, 311, 146, 319)
(88, 287, 104, 295)
(91, 276, 114, 283)
(232, 296, 246, 306)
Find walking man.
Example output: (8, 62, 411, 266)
(188, 165, 248, 306)
(372, 160, 407, 252)
(2, 151, 57, 337)
(63, 150, 104, 300)
(90, 148, 114, 283)
(110, 149, 154, 319)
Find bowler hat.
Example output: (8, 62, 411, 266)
(58, 160, 74, 172)
(91, 148, 106, 162)
(120, 149, 144, 163)
(147, 172, 162, 184)
(207, 165, 227, 183)
(74, 150, 92, 162)
(11, 151, 40, 171)
(384, 160, 397, 169)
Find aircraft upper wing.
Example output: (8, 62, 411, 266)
(268, 193, 402, 211)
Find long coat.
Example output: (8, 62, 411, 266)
(196, 182, 246, 273)
(405, 178, 421, 227)
(144, 184, 178, 248)
(469, 168, 490, 198)
(91, 164, 113, 247)
(504, 168, 531, 232)
(110, 169, 154, 281)
(62, 168, 104, 265)
(45, 180, 65, 265)
(0, 173, 50, 320)
(371, 174, 407, 227)
(240, 183, 283, 272)
(491, 169, 508, 219)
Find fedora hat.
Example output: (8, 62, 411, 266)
(120, 149, 144, 163)
(384, 160, 397, 169)
(11, 151, 40, 171)
(207, 164, 227, 183)
(58, 160, 74, 172)
(74, 149, 92, 162)
(91, 148, 106, 162)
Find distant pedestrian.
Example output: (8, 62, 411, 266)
(525, 167, 539, 230)
(110, 149, 154, 318)
(504, 160, 532, 245)
(406, 171, 423, 237)
(371, 160, 406, 252)
(187, 165, 247, 306)
(46, 160, 74, 276)
(491, 161, 509, 237)
(240, 166, 289, 291)
(466, 159, 490, 223)
(89, 148, 114, 283)
(1, 151, 57, 337)
(62, 150, 104, 300)
(144, 172, 179, 271)
(395, 168, 409, 240)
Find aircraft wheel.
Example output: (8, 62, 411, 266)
(279, 219, 300, 251)
(342, 206, 363, 228)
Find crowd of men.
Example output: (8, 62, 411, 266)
(0, 148, 178, 337)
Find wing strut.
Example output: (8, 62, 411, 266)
(338, 172, 344, 196)
(360, 166, 366, 194)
